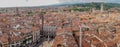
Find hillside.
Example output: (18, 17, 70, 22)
(63, 3, 120, 11)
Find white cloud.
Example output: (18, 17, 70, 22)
(0, 0, 119, 7)
(0, 0, 60, 7)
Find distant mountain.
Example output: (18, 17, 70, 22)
(52, 2, 120, 9)
(47, 2, 120, 12)
(58, 0, 120, 3)
(3, 2, 120, 9)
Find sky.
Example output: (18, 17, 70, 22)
(60, 0, 120, 3)
(0, 0, 59, 7)
(0, 0, 119, 7)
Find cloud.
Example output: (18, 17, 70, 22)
(0, 0, 119, 7)
(0, 0, 60, 7)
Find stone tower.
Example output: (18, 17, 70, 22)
(100, 3, 104, 12)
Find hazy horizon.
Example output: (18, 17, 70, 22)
(0, 0, 119, 7)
